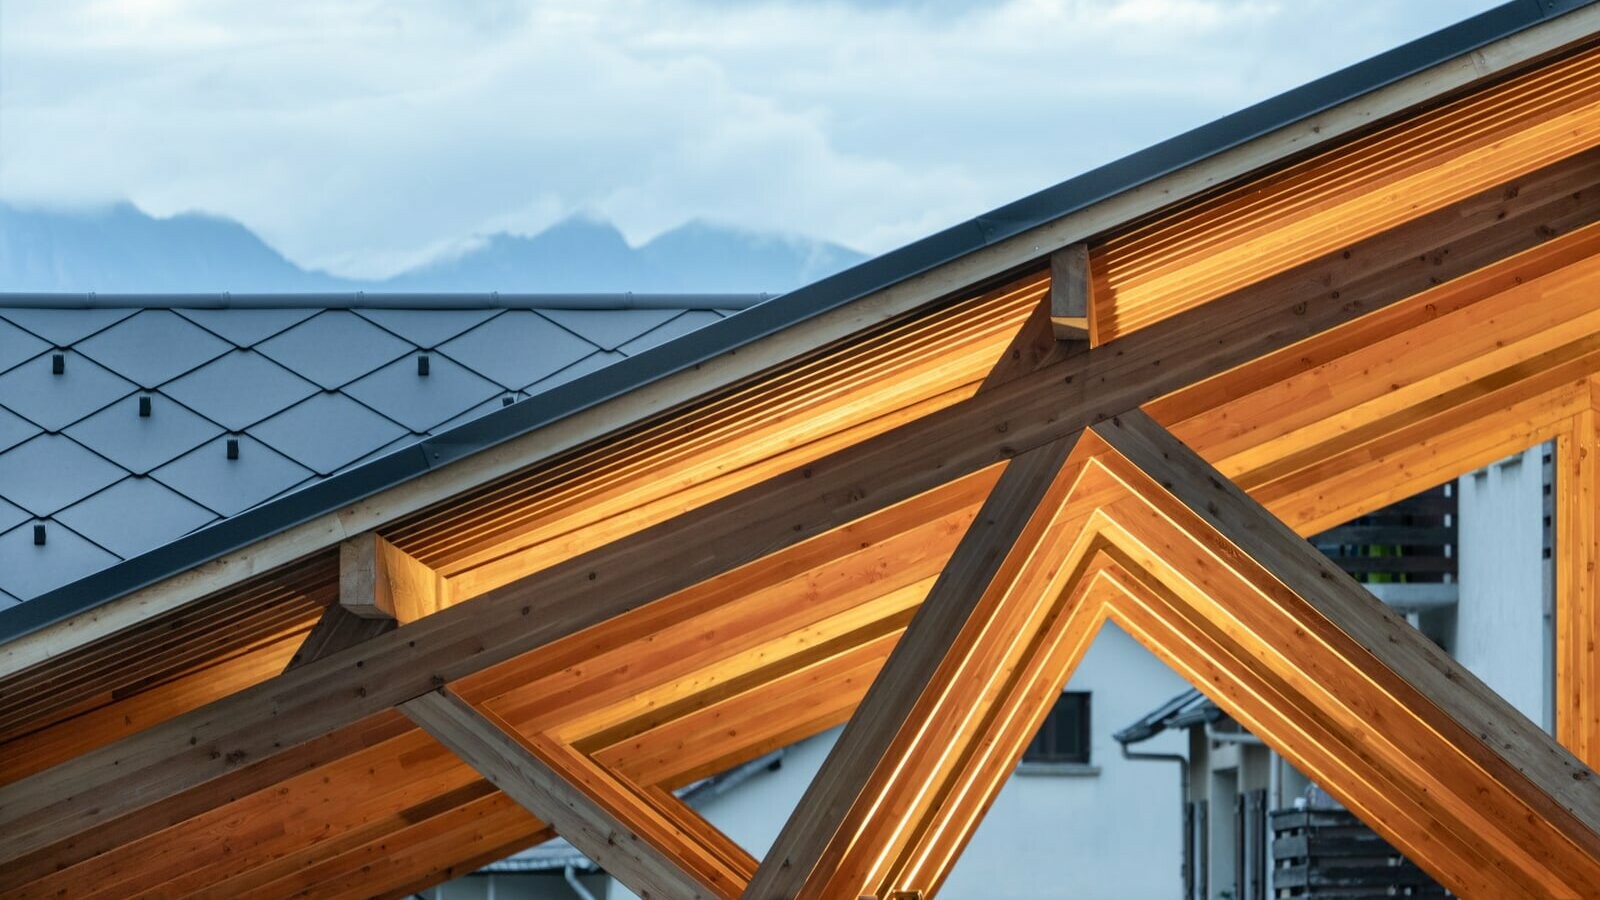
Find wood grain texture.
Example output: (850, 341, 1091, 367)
(404, 689, 747, 900)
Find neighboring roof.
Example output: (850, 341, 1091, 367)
(1112, 688, 1221, 745)
(0, 300, 757, 605)
(1, 0, 1594, 643)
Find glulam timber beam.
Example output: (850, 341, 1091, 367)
(1085, 412, 1600, 898)
(1049, 243, 1094, 342)
(755, 412, 1600, 899)
(1559, 377, 1600, 764)
(744, 434, 1094, 898)
(5, 149, 1599, 875)
(403, 688, 750, 900)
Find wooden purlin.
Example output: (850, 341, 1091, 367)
(1091, 40, 1600, 341)
(751, 413, 1600, 900)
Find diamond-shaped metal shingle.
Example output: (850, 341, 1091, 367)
(0, 308, 137, 346)
(0, 496, 27, 535)
(354, 309, 501, 348)
(76, 310, 233, 388)
(56, 476, 218, 559)
(431, 392, 524, 434)
(152, 434, 313, 517)
(175, 308, 316, 347)
(0, 519, 119, 600)
(251, 392, 409, 475)
(538, 308, 678, 351)
(343, 352, 501, 432)
(0, 434, 126, 515)
(65, 393, 224, 475)
(524, 350, 626, 396)
(618, 310, 723, 356)
(256, 311, 413, 389)
(160, 349, 318, 431)
(0, 350, 135, 432)
(0, 404, 42, 454)
(335, 435, 419, 475)
(0, 319, 50, 376)
(438, 311, 597, 389)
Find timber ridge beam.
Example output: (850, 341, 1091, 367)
(5, 154, 1600, 870)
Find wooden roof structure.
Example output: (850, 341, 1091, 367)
(8, 3, 1600, 897)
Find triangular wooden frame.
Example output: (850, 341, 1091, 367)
(744, 411, 1600, 899)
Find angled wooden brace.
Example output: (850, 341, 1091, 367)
(1083, 410, 1600, 899)
(745, 433, 1108, 899)
(403, 688, 753, 900)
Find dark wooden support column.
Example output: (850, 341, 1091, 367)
(745, 433, 1092, 900)
(1049, 243, 1094, 342)
(404, 689, 750, 900)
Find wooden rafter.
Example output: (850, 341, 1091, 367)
(751, 411, 1600, 899)
(744, 434, 1093, 898)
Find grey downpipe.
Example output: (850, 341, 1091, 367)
(1118, 739, 1190, 894)
(564, 865, 599, 900)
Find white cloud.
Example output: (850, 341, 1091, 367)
(0, 0, 1502, 277)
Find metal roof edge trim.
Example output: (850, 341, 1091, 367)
(0, 292, 777, 311)
(0, 0, 1591, 646)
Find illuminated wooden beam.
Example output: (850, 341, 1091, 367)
(403, 688, 748, 899)
(1085, 411, 1600, 898)
(745, 434, 1090, 898)
(1049, 243, 1093, 342)
(1092, 44, 1600, 342)
(5, 153, 1595, 873)
(1559, 377, 1600, 765)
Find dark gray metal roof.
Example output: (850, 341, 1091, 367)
(0, 303, 745, 604)
(0, 0, 1593, 639)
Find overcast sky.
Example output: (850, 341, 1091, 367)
(0, 0, 1503, 278)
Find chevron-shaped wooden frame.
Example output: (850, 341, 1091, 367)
(747, 411, 1600, 900)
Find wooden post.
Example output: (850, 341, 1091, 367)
(403, 689, 750, 900)
(1049, 243, 1093, 342)
(340, 532, 442, 622)
(287, 533, 441, 670)
(1558, 378, 1600, 766)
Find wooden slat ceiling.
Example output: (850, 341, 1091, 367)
(1092, 39, 1600, 342)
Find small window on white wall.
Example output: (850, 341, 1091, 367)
(1024, 691, 1091, 764)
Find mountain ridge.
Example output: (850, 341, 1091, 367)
(0, 202, 865, 294)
